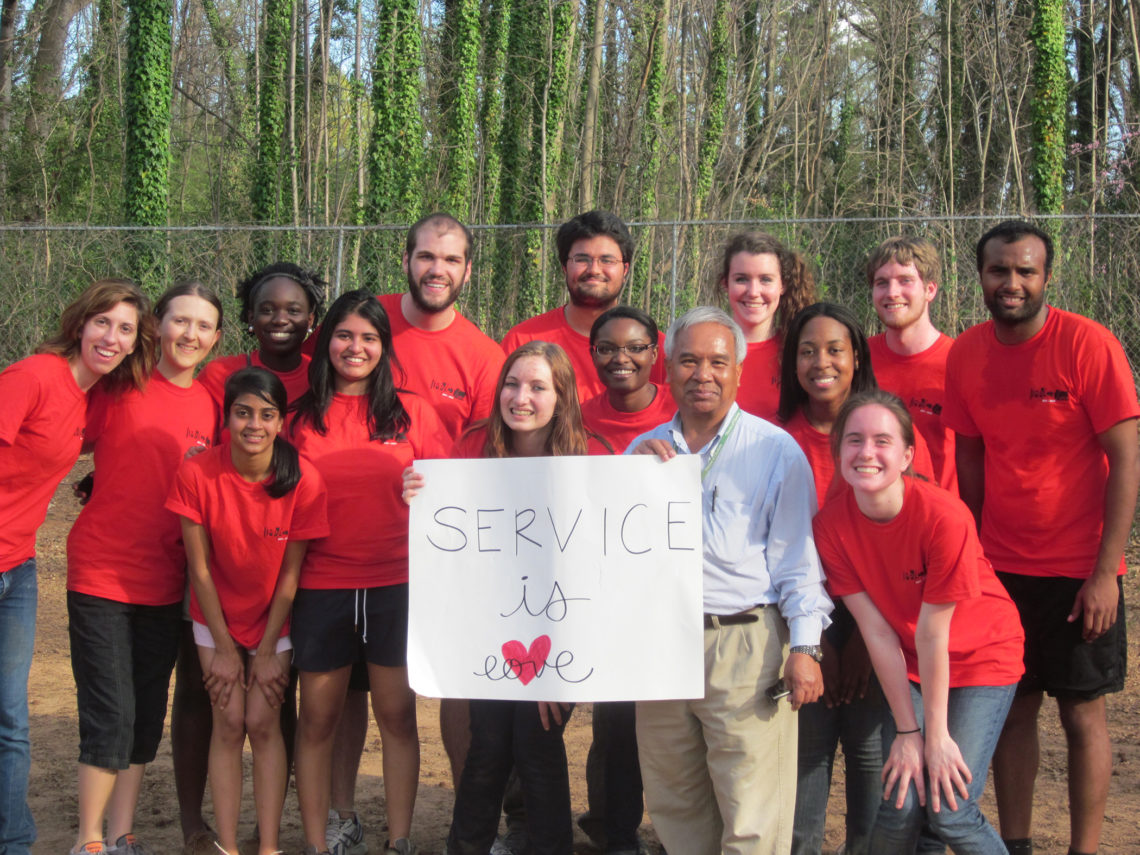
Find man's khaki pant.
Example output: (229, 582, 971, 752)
(637, 606, 796, 855)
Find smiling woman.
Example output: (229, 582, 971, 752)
(814, 390, 1024, 853)
(580, 306, 675, 454)
(197, 261, 327, 416)
(166, 367, 329, 855)
(401, 339, 609, 855)
(289, 289, 449, 855)
(65, 281, 223, 854)
(717, 232, 817, 422)
(0, 278, 154, 855)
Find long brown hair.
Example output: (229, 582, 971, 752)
(474, 341, 592, 458)
(37, 278, 156, 394)
(718, 231, 817, 336)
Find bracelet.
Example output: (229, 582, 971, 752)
(895, 727, 921, 735)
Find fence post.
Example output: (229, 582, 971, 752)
(335, 227, 345, 297)
(669, 221, 679, 324)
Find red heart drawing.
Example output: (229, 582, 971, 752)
(501, 635, 552, 686)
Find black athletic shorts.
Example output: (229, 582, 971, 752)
(997, 572, 1126, 700)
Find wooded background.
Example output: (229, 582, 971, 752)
(1, 0, 1139, 364)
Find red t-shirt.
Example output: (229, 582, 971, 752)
(580, 383, 676, 453)
(0, 354, 87, 570)
(67, 374, 217, 605)
(454, 424, 613, 458)
(500, 306, 667, 402)
(377, 293, 505, 441)
(165, 443, 329, 648)
(781, 408, 936, 509)
(736, 337, 782, 422)
(292, 392, 450, 589)
(198, 351, 311, 417)
(813, 477, 1024, 688)
(869, 333, 957, 495)
(943, 308, 1140, 578)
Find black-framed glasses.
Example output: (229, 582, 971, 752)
(569, 254, 623, 268)
(590, 343, 656, 357)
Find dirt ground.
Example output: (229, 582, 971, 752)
(24, 459, 1140, 853)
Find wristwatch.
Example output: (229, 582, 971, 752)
(790, 644, 824, 662)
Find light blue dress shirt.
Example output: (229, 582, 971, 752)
(628, 403, 832, 647)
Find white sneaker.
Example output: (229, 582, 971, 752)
(325, 810, 368, 855)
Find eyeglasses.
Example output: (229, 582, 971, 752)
(590, 343, 656, 357)
(569, 254, 623, 268)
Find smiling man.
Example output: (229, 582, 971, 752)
(865, 236, 957, 494)
(321, 214, 505, 854)
(501, 211, 664, 401)
(631, 306, 832, 855)
(376, 213, 506, 441)
(943, 220, 1140, 855)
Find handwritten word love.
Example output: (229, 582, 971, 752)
(475, 635, 595, 685)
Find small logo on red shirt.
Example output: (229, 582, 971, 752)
(263, 526, 289, 540)
(430, 378, 468, 401)
(903, 567, 926, 584)
(909, 396, 943, 416)
(1029, 387, 1070, 403)
(185, 427, 212, 446)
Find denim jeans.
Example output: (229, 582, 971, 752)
(791, 684, 884, 855)
(0, 559, 37, 855)
(447, 699, 573, 855)
(869, 682, 1016, 855)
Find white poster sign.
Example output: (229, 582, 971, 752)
(408, 454, 704, 702)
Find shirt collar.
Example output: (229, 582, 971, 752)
(668, 402, 741, 455)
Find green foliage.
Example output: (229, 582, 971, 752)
(366, 0, 425, 222)
(492, 0, 533, 316)
(123, 0, 172, 285)
(253, 0, 292, 226)
(123, 0, 171, 228)
(440, 0, 479, 217)
(628, 0, 667, 309)
(1030, 0, 1066, 213)
(695, 0, 728, 215)
(538, 0, 574, 218)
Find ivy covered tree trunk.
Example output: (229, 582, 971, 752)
(478, 0, 509, 225)
(492, 0, 532, 328)
(367, 0, 424, 222)
(533, 0, 574, 222)
(474, 0, 510, 329)
(694, 0, 727, 218)
(628, 0, 667, 309)
(1030, 0, 1066, 213)
(514, 0, 574, 319)
(0, 0, 21, 203)
(441, 0, 478, 217)
(124, 0, 171, 286)
(253, 0, 292, 225)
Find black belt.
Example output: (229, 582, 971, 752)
(703, 605, 769, 629)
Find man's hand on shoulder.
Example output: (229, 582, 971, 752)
(784, 651, 823, 711)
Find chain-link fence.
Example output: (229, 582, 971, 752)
(3, 215, 1140, 367)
